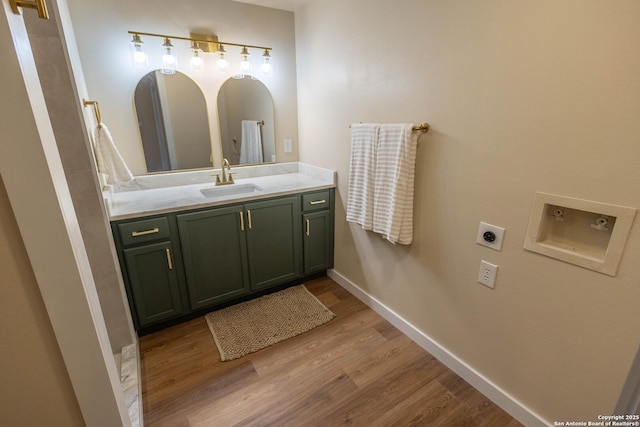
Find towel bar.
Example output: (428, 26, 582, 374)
(349, 122, 430, 133)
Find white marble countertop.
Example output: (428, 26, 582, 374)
(105, 162, 336, 221)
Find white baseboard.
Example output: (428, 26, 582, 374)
(327, 269, 549, 427)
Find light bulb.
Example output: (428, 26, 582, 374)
(190, 42, 203, 71)
(261, 49, 272, 75)
(130, 34, 148, 67)
(161, 38, 177, 75)
(216, 45, 229, 72)
(239, 46, 252, 77)
(190, 53, 203, 71)
(240, 57, 252, 75)
(216, 55, 229, 72)
(133, 48, 148, 67)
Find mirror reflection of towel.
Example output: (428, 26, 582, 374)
(240, 120, 263, 164)
(93, 124, 134, 184)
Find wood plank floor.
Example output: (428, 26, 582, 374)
(140, 276, 523, 427)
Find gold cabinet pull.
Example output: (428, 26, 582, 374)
(239, 211, 245, 231)
(165, 248, 173, 270)
(9, 0, 49, 19)
(306, 219, 310, 237)
(131, 227, 159, 237)
(309, 199, 326, 205)
(247, 210, 252, 230)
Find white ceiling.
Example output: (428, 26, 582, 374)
(232, 0, 308, 12)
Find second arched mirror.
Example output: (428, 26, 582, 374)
(217, 77, 275, 166)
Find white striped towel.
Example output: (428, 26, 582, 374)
(372, 123, 418, 244)
(240, 120, 264, 164)
(346, 124, 380, 230)
(92, 124, 134, 185)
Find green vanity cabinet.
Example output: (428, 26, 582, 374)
(244, 196, 303, 290)
(176, 205, 251, 309)
(112, 188, 333, 332)
(114, 217, 185, 328)
(303, 210, 334, 274)
(301, 190, 335, 275)
(177, 195, 302, 309)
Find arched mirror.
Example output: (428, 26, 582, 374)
(134, 70, 212, 173)
(217, 77, 275, 166)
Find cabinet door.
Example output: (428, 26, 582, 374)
(303, 210, 334, 275)
(177, 206, 250, 309)
(123, 241, 183, 327)
(245, 196, 302, 290)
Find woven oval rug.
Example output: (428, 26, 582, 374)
(204, 285, 335, 361)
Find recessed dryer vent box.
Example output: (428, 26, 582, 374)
(524, 192, 636, 276)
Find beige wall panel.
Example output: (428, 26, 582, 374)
(295, 0, 640, 422)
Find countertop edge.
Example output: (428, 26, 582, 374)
(109, 182, 336, 222)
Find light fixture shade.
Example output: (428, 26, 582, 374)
(216, 44, 229, 72)
(190, 42, 203, 71)
(261, 49, 272, 76)
(161, 38, 177, 75)
(130, 34, 148, 67)
(239, 46, 252, 77)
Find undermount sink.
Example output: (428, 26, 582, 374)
(200, 183, 264, 199)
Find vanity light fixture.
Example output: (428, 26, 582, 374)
(190, 41, 204, 71)
(216, 44, 229, 72)
(130, 33, 148, 67)
(161, 37, 177, 74)
(127, 31, 272, 77)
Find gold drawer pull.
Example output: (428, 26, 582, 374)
(309, 199, 326, 205)
(239, 212, 245, 231)
(247, 210, 253, 230)
(131, 227, 159, 237)
(166, 248, 173, 270)
(306, 219, 310, 237)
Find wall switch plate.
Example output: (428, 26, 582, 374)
(284, 138, 292, 153)
(476, 222, 505, 251)
(478, 260, 498, 288)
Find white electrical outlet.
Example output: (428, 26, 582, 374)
(476, 222, 505, 251)
(478, 260, 498, 288)
(284, 138, 292, 153)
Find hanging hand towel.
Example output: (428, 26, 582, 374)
(346, 123, 380, 230)
(93, 124, 134, 185)
(240, 120, 264, 164)
(372, 123, 418, 244)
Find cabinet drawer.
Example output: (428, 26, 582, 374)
(118, 217, 170, 247)
(302, 190, 331, 212)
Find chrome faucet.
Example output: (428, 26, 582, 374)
(215, 158, 235, 186)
